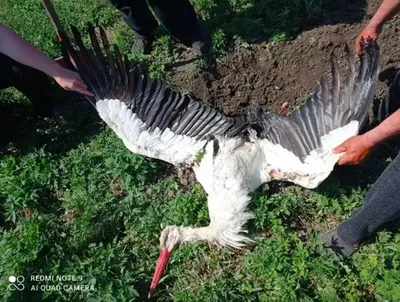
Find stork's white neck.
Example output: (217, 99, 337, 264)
(160, 225, 218, 251)
(162, 218, 253, 251)
(180, 226, 217, 243)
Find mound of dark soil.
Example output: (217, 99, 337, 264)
(167, 0, 400, 117)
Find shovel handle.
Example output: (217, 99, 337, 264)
(42, 0, 64, 40)
(41, 0, 76, 70)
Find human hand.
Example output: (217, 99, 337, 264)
(53, 67, 94, 97)
(333, 135, 374, 165)
(355, 26, 380, 55)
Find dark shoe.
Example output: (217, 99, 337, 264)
(132, 37, 154, 55)
(320, 228, 357, 261)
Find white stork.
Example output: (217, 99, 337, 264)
(59, 26, 379, 297)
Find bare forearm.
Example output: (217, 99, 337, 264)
(368, 0, 400, 30)
(364, 109, 400, 144)
(0, 23, 63, 78)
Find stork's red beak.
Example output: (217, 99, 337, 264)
(148, 248, 170, 298)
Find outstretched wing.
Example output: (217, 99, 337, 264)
(249, 39, 380, 188)
(59, 26, 247, 166)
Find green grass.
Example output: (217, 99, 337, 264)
(1, 0, 400, 301)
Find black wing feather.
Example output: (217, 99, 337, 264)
(58, 25, 247, 146)
(249, 38, 380, 162)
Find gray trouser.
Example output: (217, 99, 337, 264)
(338, 152, 400, 245)
(338, 69, 400, 245)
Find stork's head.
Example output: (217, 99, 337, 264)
(148, 226, 183, 298)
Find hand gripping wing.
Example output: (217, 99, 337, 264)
(59, 26, 247, 166)
(248, 39, 380, 188)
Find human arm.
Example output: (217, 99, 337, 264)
(334, 109, 400, 165)
(0, 23, 93, 96)
(355, 0, 400, 54)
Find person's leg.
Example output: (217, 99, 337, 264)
(322, 152, 400, 260)
(0, 53, 55, 117)
(148, 0, 211, 56)
(0, 53, 13, 90)
(108, 0, 157, 53)
(376, 69, 400, 123)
